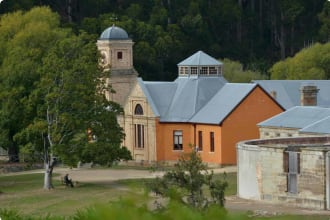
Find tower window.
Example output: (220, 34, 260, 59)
(117, 51, 123, 59)
(134, 104, 143, 115)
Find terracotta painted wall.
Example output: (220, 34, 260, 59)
(195, 124, 222, 164)
(155, 86, 283, 165)
(220, 86, 284, 165)
(156, 122, 223, 164)
(156, 122, 194, 162)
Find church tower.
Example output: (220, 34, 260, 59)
(97, 25, 138, 106)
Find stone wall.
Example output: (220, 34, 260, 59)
(237, 136, 330, 210)
(259, 127, 299, 139)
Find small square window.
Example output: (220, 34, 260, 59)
(117, 51, 123, 59)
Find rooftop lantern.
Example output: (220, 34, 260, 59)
(177, 51, 223, 77)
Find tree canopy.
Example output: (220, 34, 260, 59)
(0, 0, 329, 80)
(0, 7, 131, 188)
(270, 42, 330, 79)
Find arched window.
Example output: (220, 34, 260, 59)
(134, 104, 143, 115)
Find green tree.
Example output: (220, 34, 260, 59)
(318, 1, 330, 42)
(0, 7, 62, 162)
(148, 148, 228, 210)
(0, 7, 131, 189)
(270, 42, 330, 79)
(222, 58, 266, 82)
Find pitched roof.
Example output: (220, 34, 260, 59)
(299, 116, 330, 134)
(141, 77, 228, 122)
(258, 106, 330, 129)
(177, 51, 223, 66)
(190, 83, 257, 124)
(253, 80, 330, 109)
(139, 77, 268, 124)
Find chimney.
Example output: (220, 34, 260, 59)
(300, 84, 319, 106)
(270, 90, 277, 100)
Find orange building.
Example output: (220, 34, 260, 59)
(97, 25, 284, 165)
(156, 84, 284, 165)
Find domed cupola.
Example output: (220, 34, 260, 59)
(97, 24, 134, 72)
(99, 24, 129, 40)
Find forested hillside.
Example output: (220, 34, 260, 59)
(0, 0, 329, 80)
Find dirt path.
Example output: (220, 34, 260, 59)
(3, 166, 330, 216)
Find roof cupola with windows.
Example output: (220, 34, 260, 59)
(177, 51, 223, 78)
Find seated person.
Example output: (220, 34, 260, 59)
(63, 173, 74, 187)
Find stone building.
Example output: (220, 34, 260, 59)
(96, 25, 284, 165)
(237, 136, 330, 210)
(258, 106, 330, 139)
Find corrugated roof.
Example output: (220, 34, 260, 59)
(190, 83, 257, 124)
(177, 51, 223, 66)
(254, 80, 330, 109)
(300, 116, 330, 134)
(258, 106, 330, 129)
(140, 77, 228, 123)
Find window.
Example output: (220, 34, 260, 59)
(134, 104, 143, 115)
(209, 67, 217, 75)
(283, 151, 300, 194)
(173, 130, 183, 150)
(200, 67, 208, 75)
(180, 67, 188, 75)
(210, 132, 215, 152)
(198, 131, 203, 151)
(134, 124, 144, 148)
(117, 51, 123, 59)
(190, 67, 198, 75)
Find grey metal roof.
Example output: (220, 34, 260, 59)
(140, 79, 177, 117)
(258, 106, 330, 129)
(99, 25, 129, 40)
(253, 80, 330, 109)
(300, 116, 330, 134)
(140, 77, 228, 123)
(190, 83, 257, 124)
(177, 51, 223, 66)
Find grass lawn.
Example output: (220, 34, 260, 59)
(0, 171, 329, 220)
(0, 172, 145, 218)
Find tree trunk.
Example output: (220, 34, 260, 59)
(44, 162, 53, 190)
(290, 23, 295, 56)
(43, 133, 54, 190)
(279, 12, 286, 59)
(258, 0, 263, 39)
(237, 0, 243, 43)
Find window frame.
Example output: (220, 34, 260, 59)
(210, 132, 215, 152)
(134, 124, 144, 149)
(134, 104, 144, 115)
(283, 150, 300, 194)
(117, 51, 123, 60)
(198, 131, 203, 151)
(173, 130, 183, 150)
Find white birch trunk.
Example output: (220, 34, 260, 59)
(43, 162, 53, 189)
